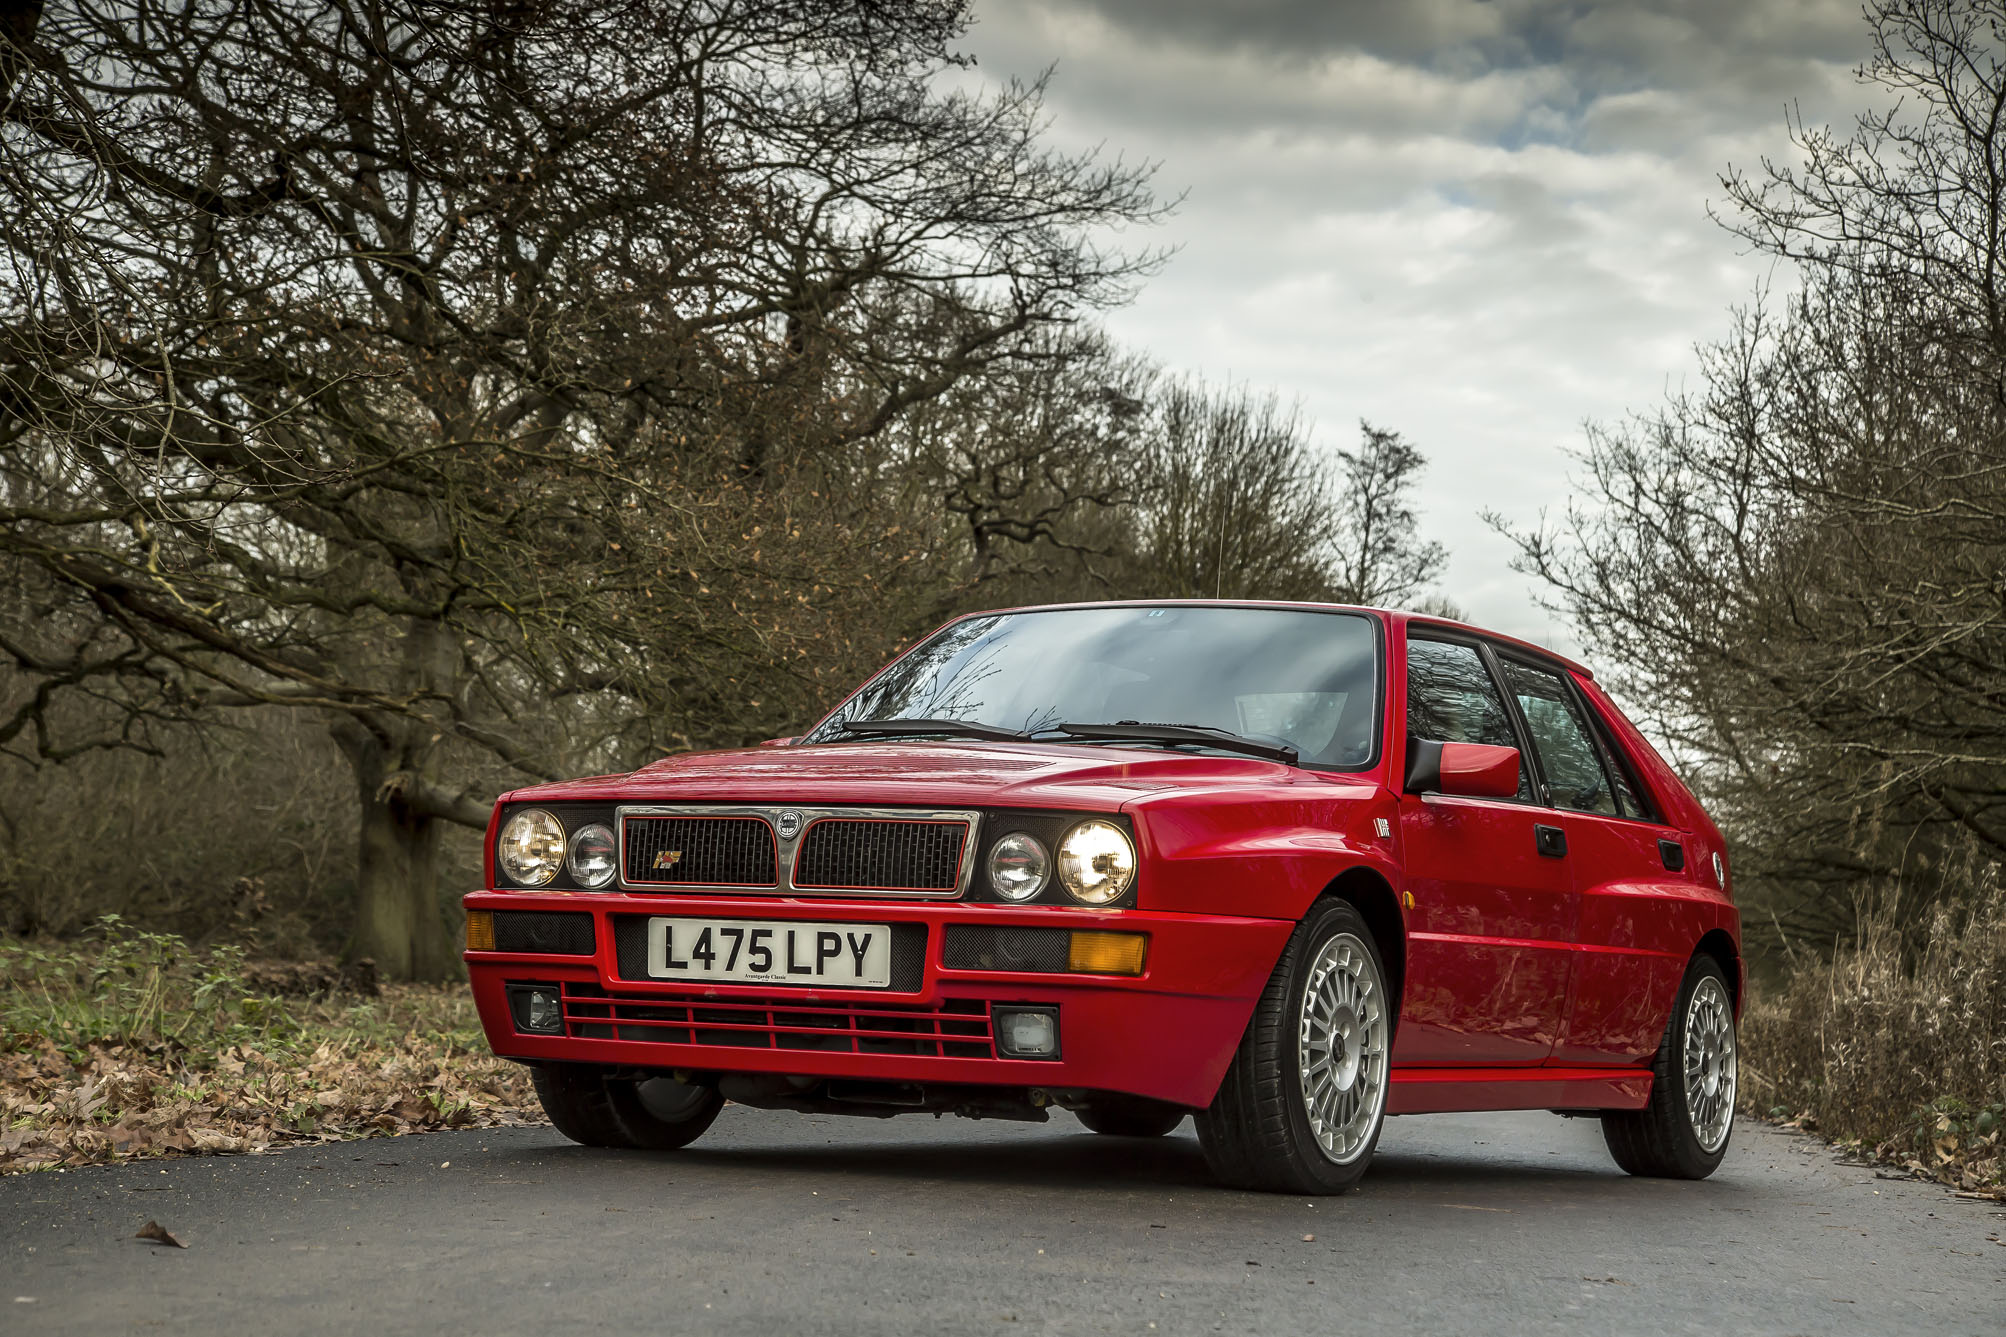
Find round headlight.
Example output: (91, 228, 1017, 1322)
(1056, 820, 1135, 905)
(987, 832, 1050, 901)
(566, 823, 619, 889)
(498, 808, 565, 886)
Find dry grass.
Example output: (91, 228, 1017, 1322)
(0, 919, 539, 1172)
(1739, 884, 2006, 1197)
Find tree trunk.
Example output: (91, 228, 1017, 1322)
(332, 722, 459, 982)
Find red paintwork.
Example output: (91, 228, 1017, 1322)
(1436, 742, 1522, 798)
(466, 600, 1738, 1120)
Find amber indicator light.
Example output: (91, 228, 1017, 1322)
(1068, 930, 1148, 976)
(465, 909, 496, 952)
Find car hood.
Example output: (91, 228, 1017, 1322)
(503, 740, 1318, 812)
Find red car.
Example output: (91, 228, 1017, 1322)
(465, 601, 1739, 1193)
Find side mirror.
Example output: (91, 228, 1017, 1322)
(757, 736, 800, 749)
(1406, 739, 1520, 799)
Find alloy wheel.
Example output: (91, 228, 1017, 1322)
(1295, 931, 1390, 1164)
(1682, 974, 1737, 1153)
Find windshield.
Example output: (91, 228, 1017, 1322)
(807, 605, 1381, 769)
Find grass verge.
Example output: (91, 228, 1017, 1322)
(1, 918, 539, 1172)
(1739, 886, 2005, 1199)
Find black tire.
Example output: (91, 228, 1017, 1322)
(604, 1076, 725, 1150)
(1601, 955, 1736, 1180)
(1195, 898, 1392, 1194)
(532, 1063, 637, 1148)
(1076, 1096, 1186, 1138)
(533, 1066, 724, 1151)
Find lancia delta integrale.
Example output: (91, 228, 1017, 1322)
(465, 602, 1739, 1192)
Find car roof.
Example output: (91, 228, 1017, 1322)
(955, 598, 1596, 681)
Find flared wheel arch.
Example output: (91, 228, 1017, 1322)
(1312, 867, 1406, 1041)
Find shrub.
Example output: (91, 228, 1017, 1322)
(1741, 882, 2006, 1194)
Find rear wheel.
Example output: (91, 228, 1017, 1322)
(1196, 899, 1391, 1193)
(607, 1076, 724, 1150)
(1076, 1096, 1186, 1138)
(1601, 956, 1737, 1179)
(532, 1065, 724, 1151)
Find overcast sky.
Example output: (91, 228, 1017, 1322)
(961, 0, 1873, 648)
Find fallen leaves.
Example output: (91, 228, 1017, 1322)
(133, 1220, 186, 1248)
(2, 982, 542, 1174)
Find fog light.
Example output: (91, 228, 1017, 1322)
(508, 984, 565, 1034)
(995, 1007, 1060, 1059)
(465, 910, 495, 952)
(1068, 930, 1147, 975)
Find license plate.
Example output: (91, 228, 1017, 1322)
(643, 917, 893, 988)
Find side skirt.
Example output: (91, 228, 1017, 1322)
(1387, 1065, 1652, 1115)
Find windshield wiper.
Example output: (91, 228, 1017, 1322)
(837, 717, 1035, 744)
(1055, 720, 1299, 766)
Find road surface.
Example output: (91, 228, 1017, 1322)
(2, 1108, 2000, 1335)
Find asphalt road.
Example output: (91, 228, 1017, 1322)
(2, 1108, 2000, 1336)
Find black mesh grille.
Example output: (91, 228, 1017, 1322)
(623, 816, 776, 886)
(491, 910, 595, 956)
(941, 925, 1071, 972)
(794, 820, 967, 891)
(611, 917, 927, 991)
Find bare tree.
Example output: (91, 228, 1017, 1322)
(1497, 0, 2006, 943)
(1328, 423, 1447, 607)
(1129, 381, 1347, 600)
(0, 0, 1162, 975)
(1127, 389, 1446, 606)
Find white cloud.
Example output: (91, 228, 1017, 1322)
(964, 0, 1872, 649)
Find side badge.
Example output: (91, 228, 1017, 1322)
(1374, 817, 1391, 839)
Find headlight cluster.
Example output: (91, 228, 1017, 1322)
(984, 820, 1136, 905)
(498, 809, 618, 889)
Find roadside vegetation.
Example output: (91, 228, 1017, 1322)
(0, 919, 535, 1173)
(1741, 886, 2005, 1197)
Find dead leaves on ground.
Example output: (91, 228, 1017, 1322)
(133, 1220, 186, 1248)
(2, 992, 543, 1173)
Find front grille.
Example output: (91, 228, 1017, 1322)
(623, 816, 776, 886)
(794, 819, 966, 892)
(560, 983, 994, 1058)
(610, 917, 928, 991)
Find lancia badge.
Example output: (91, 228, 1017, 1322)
(652, 850, 683, 869)
(775, 810, 803, 838)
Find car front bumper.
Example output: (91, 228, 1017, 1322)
(462, 890, 1292, 1109)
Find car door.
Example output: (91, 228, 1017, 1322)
(1493, 656, 1694, 1067)
(1393, 634, 1576, 1066)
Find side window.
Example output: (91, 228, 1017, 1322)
(1405, 638, 1532, 801)
(1498, 659, 1622, 817)
(1581, 709, 1653, 821)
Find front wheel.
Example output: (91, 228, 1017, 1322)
(533, 1065, 724, 1151)
(1195, 898, 1392, 1193)
(1601, 956, 1737, 1179)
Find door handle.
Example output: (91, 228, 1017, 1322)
(1534, 824, 1567, 858)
